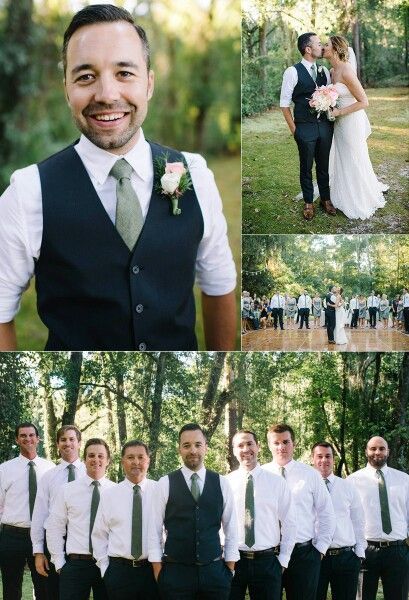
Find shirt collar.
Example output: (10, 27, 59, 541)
(301, 57, 317, 71)
(271, 458, 295, 472)
(366, 463, 388, 475)
(84, 473, 108, 486)
(181, 465, 206, 482)
(19, 454, 38, 464)
(325, 472, 335, 483)
(60, 458, 82, 468)
(238, 463, 261, 478)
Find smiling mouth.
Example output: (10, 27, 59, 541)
(92, 112, 127, 122)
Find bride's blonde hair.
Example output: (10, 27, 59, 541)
(330, 36, 349, 62)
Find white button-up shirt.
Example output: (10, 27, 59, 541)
(148, 465, 239, 563)
(348, 464, 409, 542)
(270, 295, 285, 309)
(0, 454, 54, 528)
(403, 293, 409, 308)
(92, 476, 157, 576)
(263, 460, 335, 555)
(280, 58, 331, 108)
(367, 295, 379, 308)
(226, 464, 296, 567)
(46, 474, 116, 571)
(0, 130, 236, 323)
(324, 473, 367, 558)
(349, 298, 358, 310)
(297, 294, 312, 310)
(31, 459, 85, 553)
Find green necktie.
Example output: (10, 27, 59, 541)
(110, 159, 144, 250)
(28, 461, 37, 519)
(131, 484, 142, 559)
(376, 470, 392, 534)
(280, 466, 286, 479)
(191, 473, 200, 503)
(89, 480, 101, 553)
(324, 478, 331, 492)
(67, 464, 76, 482)
(311, 63, 317, 82)
(244, 473, 255, 548)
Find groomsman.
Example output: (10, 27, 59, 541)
(149, 423, 239, 599)
(270, 291, 285, 330)
(348, 436, 409, 600)
(367, 291, 379, 329)
(92, 440, 159, 599)
(311, 442, 366, 600)
(227, 430, 296, 599)
(31, 425, 85, 599)
(0, 423, 54, 600)
(263, 423, 335, 600)
(402, 287, 409, 333)
(325, 286, 337, 344)
(297, 290, 312, 329)
(350, 294, 359, 329)
(47, 438, 116, 600)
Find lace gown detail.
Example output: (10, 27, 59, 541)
(334, 306, 348, 345)
(329, 82, 387, 219)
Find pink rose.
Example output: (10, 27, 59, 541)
(165, 162, 186, 175)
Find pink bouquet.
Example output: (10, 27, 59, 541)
(308, 84, 340, 120)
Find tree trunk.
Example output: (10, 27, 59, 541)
(105, 388, 117, 456)
(116, 371, 127, 448)
(389, 353, 409, 468)
(202, 352, 227, 428)
(44, 392, 58, 462)
(62, 352, 83, 425)
(149, 353, 168, 473)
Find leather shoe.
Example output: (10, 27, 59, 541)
(320, 199, 336, 215)
(328, 340, 336, 344)
(303, 204, 314, 220)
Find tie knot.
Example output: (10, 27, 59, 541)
(280, 466, 286, 478)
(92, 480, 100, 487)
(247, 473, 253, 481)
(110, 158, 133, 181)
(191, 473, 199, 482)
(28, 461, 35, 467)
(133, 484, 141, 494)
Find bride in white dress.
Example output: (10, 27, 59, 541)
(334, 287, 348, 345)
(323, 36, 387, 219)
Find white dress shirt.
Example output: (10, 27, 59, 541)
(31, 459, 85, 553)
(270, 295, 285, 309)
(350, 298, 358, 310)
(280, 58, 331, 108)
(92, 476, 157, 576)
(403, 293, 409, 308)
(297, 294, 312, 310)
(348, 464, 409, 542)
(226, 464, 296, 567)
(148, 465, 239, 563)
(263, 460, 335, 555)
(324, 473, 366, 558)
(46, 474, 116, 571)
(0, 130, 236, 323)
(367, 295, 379, 308)
(0, 454, 54, 528)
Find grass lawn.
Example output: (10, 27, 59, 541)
(242, 87, 409, 234)
(14, 154, 241, 351)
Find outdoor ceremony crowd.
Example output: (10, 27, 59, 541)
(241, 289, 409, 334)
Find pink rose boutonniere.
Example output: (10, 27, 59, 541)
(155, 154, 192, 215)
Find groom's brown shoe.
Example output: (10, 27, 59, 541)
(320, 199, 336, 215)
(303, 204, 314, 221)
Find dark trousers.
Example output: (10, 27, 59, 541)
(229, 553, 281, 600)
(158, 560, 233, 599)
(404, 307, 409, 333)
(326, 309, 335, 341)
(43, 539, 60, 600)
(368, 307, 377, 328)
(282, 543, 321, 600)
(299, 308, 310, 329)
(0, 525, 48, 600)
(59, 558, 108, 600)
(362, 543, 409, 600)
(351, 309, 359, 328)
(272, 308, 284, 330)
(294, 121, 334, 203)
(104, 559, 159, 600)
(316, 550, 361, 600)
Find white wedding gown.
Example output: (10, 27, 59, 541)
(334, 306, 348, 345)
(329, 82, 387, 219)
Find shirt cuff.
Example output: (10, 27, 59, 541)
(54, 556, 66, 572)
(313, 541, 328, 555)
(98, 558, 109, 577)
(32, 542, 45, 554)
(278, 552, 290, 568)
(354, 545, 366, 559)
(148, 550, 163, 563)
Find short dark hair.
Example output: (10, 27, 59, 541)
(15, 423, 39, 437)
(178, 423, 207, 443)
(232, 430, 259, 445)
(298, 32, 317, 55)
(267, 423, 295, 442)
(311, 441, 335, 456)
(121, 439, 150, 457)
(62, 4, 151, 74)
(83, 437, 111, 461)
(56, 424, 81, 443)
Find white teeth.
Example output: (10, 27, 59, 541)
(94, 113, 124, 121)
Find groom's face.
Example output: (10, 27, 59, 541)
(306, 35, 323, 60)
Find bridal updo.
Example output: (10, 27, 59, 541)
(330, 36, 349, 62)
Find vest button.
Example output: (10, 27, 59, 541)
(138, 342, 147, 351)
(135, 304, 144, 313)
(132, 265, 140, 274)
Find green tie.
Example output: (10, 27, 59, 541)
(244, 473, 255, 548)
(28, 461, 37, 519)
(311, 64, 317, 82)
(376, 470, 392, 534)
(67, 464, 76, 482)
(89, 480, 101, 553)
(324, 478, 331, 492)
(110, 159, 144, 250)
(131, 485, 143, 559)
(280, 466, 286, 479)
(190, 473, 200, 503)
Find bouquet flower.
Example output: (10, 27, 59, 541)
(155, 154, 192, 215)
(308, 84, 340, 121)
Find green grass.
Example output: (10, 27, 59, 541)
(14, 154, 241, 350)
(242, 87, 409, 234)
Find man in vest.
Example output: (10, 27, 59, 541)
(0, 4, 236, 352)
(280, 32, 336, 221)
(325, 285, 337, 344)
(148, 423, 239, 599)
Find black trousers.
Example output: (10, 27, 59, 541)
(103, 559, 159, 600)
(59, 558, 108, 600)
(316, 550, 361, 600)
(282, 543, 321, 600)
(229, 553, 282, 600)
(351, 309, 359, 328)
(272, 308, 284, 330)
(0, 525, 48, 600)
(403, 307, 409, 333)
(368, 307, 377, 328)
(43, 539, 60, 600)
(326, 309, 336, 341)
(362, 543, 409, 600)
(158, 560, 233, 599)
(294, 120, 334, 203)
(299, 308, 310, 329)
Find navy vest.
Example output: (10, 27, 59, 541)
(35, 141, 204, 351)
(326, 293, 335, 311)
(292, 62, 328, 123)
(164, 469, 223, 564)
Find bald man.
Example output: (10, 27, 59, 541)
(348, 436, 409, 600)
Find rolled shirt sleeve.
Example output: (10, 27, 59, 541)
(277, 481, 297, 568)
(46, 487, 68, 572)
(280, 66, 297, 108)
(313, 471, 336, 555)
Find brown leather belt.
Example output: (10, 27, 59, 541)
(240, 546, 280, 559)
(67, 554, 95, 561)
(294, 540, 313, 548)
(109, 557, 149, 568)
(327, 546, 353, 556)
(367, 540, 406, 548)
